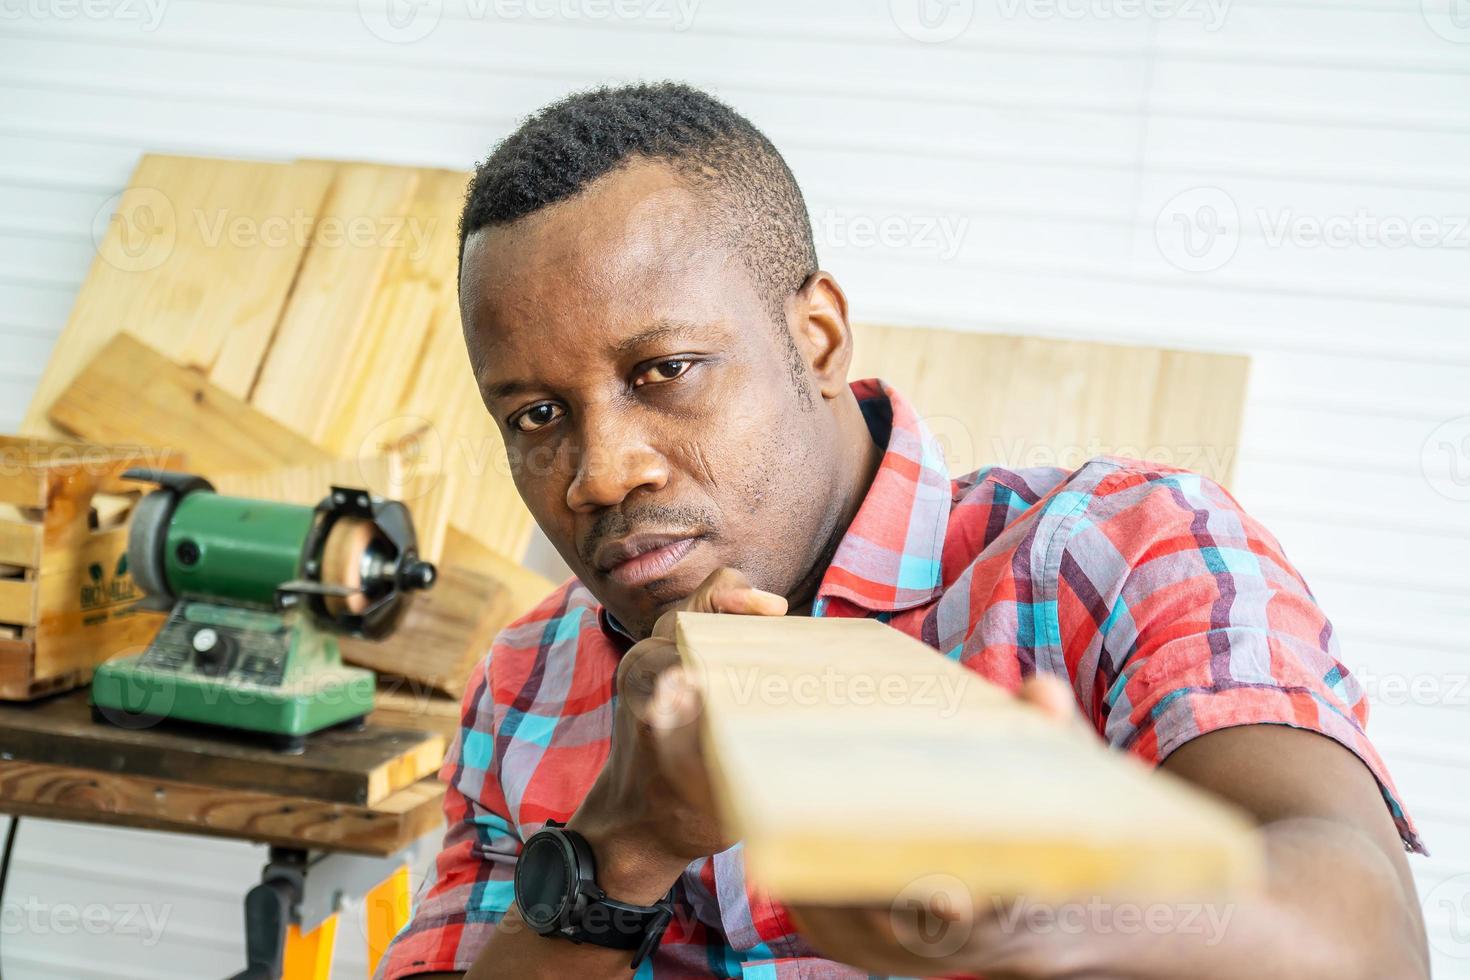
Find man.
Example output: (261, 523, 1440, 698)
(377, 83, 1428, 979)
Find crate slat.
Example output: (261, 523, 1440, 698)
(0, 579, 37, 626)
(0, 519, 42, 568)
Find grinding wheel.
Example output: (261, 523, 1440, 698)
(319, 517, 377, 617)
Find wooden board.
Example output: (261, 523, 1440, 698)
(398, 300, 535, 561)
(250, 164, 421, 437)
(21, 155, 336, 437)
(0, 688, 444, 807)
(0, 762, 445, 857)
(340, 525, 551, 697)
(673, 612, 1262, 904)
(368, 681, 461, 745)
(47, 333, 333, 476)
(849, 325, 1250, 487)
(315, 169, 470, 456)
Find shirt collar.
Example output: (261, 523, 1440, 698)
(813, 378, 952, 614)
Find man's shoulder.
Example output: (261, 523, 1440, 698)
(953, 453, 1236, 519)
(944, 454, 1244, 573)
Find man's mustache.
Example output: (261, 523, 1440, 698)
(578, 504, 719, 569)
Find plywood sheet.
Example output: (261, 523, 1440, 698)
(21, 155, 335, 436)
(849, 325, 1250, 486)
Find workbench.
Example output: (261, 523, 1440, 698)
(0, 687, 451, 978)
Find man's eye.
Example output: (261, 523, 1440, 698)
(512, 403, 564, 433)
(633, 359, 691, 388)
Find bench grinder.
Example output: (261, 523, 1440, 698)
(91, 470, 436, 751)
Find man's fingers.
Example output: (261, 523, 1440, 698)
(648, 667, 717, 809)
(1018, 674, 1083, 728)
(710, 583, 787, 617)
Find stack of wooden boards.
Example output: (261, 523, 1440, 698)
(674, 612, 1262, 902)
(11, 154, 553, 706)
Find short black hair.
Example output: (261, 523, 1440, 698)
(458, 82, 818, 326)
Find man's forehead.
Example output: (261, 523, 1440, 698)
(463, 160, 722, 300)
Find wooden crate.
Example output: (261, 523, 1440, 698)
(0, 437, 183, 700)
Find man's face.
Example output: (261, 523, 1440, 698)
(461, 160, 848, 639)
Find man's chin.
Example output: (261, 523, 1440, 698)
(594, 543, 718, 633)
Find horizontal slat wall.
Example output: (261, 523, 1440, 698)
(2, 2, 1468, 976)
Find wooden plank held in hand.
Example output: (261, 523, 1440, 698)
(21, 155, 335, 437)
(673, 612, 1263, 905)
(47, 333, 333, 475)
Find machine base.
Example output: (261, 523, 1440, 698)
(90, 656, 376, 746)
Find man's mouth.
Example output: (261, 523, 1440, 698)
(594, 533, 702, 588)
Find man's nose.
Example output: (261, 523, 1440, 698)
(565, 416, 670, 512)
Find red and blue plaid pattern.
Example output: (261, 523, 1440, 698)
(378, 378, 1422, 979)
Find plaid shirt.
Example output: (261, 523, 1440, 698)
(378, 378, 1422, 979)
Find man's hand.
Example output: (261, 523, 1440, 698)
(566, 567, 787, 903)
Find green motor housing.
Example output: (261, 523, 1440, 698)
(163, 492, 316, 606)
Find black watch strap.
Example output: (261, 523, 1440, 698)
(516, 821, 675, 969)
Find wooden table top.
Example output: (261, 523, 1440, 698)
(0, 688, 448, 856)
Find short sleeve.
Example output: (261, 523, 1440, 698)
(374, 653, 523, 979)
(1050, 464, 1424, 854)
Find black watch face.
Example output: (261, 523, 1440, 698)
(516, 832, 573, 930)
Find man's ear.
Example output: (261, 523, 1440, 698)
(788, 271, 853, 400)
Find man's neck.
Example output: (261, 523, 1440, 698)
(785, 396, 886, 616)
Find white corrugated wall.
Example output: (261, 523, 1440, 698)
(1, 1, 1468, 975)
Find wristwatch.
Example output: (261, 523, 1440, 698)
(513, 820, 674, 969)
